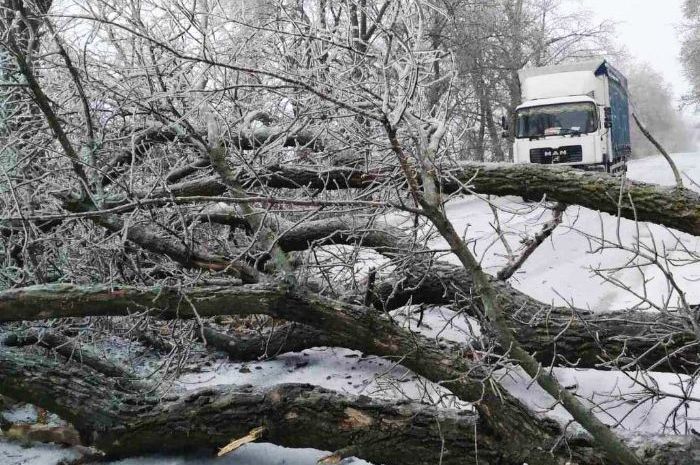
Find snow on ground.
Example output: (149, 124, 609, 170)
(179, 345, 465, 408)
(107, 445, 371, 465)
(0, 439, 79, 465)
(179, 306, 475, 409)
(4, 154, 700, 464)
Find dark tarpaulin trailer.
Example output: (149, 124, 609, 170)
(595, 61, 632, 162)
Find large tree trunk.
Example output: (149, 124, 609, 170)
(1, 346, 699, 464)
(371, 261, 698, 373)
(446, 163, 700, 237)
(134, 163, 700, 238)
(0, 284, 569, 464)
(0, 277, 696, 375)
(0, 282, 697, 462)
(0, 346, 599, 465)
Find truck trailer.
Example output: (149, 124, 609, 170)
(509, 58, 631, 173)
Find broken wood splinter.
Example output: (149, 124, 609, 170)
(217, 425, 266, 457)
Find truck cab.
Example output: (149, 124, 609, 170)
(510, 59, 631, 173)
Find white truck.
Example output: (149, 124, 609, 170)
(506, 58, 631, 173)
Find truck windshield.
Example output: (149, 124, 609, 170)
(515, 102, 598, 139)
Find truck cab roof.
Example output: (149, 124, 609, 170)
(518, 57, 628, 89)
(516, 95, 597, 111)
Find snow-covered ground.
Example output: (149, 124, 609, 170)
(3, 154, 700, 465)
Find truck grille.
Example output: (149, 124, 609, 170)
(529, 145, 583, 164)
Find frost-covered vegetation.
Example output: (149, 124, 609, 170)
(1, 2, 700, 465)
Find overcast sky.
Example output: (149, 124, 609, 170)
(578, 0, 689, 102)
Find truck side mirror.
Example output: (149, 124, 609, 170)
(604, 107, 613, 129)
(500, 115, 510, 131)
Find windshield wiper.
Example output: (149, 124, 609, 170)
(526, 129, 580, 140)
(560, 128, 582, 137)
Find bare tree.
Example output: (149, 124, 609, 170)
(1, 1, 700, 465)
(624, 60, 695, 157)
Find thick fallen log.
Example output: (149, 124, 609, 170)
(446, 162, 700, 237)
(0, 283, 284, 322)
(0, 283, 568, 464)
(146, 163, 700, 238)
(0, 275, 696, 375)
(372, 261, 699, 373)
(0, 282, 696, 462)
(2, 330, 700, 464)
(0, 348, 567, 465)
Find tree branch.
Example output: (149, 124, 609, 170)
(496, 202, 566, 280)
(138, 162, 700, 238)
(631, 112, 683, 189)
(443, 162, 700, 235)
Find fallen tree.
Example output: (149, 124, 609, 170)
(1, 278, 696, 375)
(0, 348, 584, 465)
(130, 162, 700, 238)
(1, 288, 698, 465)
(0, 284, 568, 464)
(3, 2, 700, 464)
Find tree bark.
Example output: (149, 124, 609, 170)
(372, 261, 699, 374)
(446, 162, 700, 237)
(0, 283, 568, 464)
(0, 348, 578, 465)
(1, 316, 699, 464)
(0, 273, 697, 375)
(137, 163, 700, 238)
